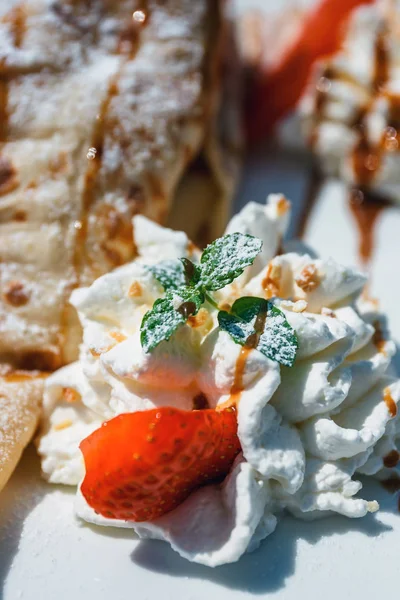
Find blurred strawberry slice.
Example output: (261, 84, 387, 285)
(239, 0, 375, 143)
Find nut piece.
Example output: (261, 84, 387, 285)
(62, 387, 81, 404)
(128, 281, 143, 298)
(295, 264, 320, 293)
(276, 195, 290, 216)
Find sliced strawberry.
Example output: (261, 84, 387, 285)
(80, 407, 241, 522)
(246, 0, 374, 142)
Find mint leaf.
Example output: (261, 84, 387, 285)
(218, 297, 298, 367)
(148, 260, 186, 291)
(149, 259, 201, 292)
(180, 258, 201, 286)
(257, 304, 298, 367)
(141, 295, 185, 353)
(200, 233, 263, 291)
(140, 287, 204, 352)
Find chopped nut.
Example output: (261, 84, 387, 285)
(62, 387, 81, 403)
(187, 308, 209, 329)
(295, 264, 320, 293)
(54, 419, 73, 431)
(109, 331, 127, 343)
(276, 195, 290, 216)
(128, 281, 143, 298)
(292, 300, 308, 313)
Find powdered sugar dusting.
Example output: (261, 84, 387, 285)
(259, 305, 298, 367)
(0, 375, 43, 489)
(0, 0, 225, 367)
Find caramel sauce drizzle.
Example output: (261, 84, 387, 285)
(381, 475, 400, 494)
(372, 319, 387, 354)
(72, 74, 121, 279)
(383, 387, 397, 418)
(72, 2, 149, 281)
(347, 27, 393, 266)
(381, 474, 400, 513)
(352, 27, 389, 188)
(348, 188, 389, 266)
(62, 5, 148, 364)
(218, 307, 268, 411)
(261, 262, 281, 299)
(383, 449, 400, 469)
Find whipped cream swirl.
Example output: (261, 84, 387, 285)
(302, 0, 400, 202)
(38, 195, 400, 567)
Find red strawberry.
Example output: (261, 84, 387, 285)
(80, 407, 241, 522)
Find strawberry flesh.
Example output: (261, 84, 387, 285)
(80, 407, 241, 522)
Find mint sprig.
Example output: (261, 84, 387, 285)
(141, 233, 263, 352)
(141, 232, 299, 366)
(218, 297, 298, 367)
(140, 295, 186, 352)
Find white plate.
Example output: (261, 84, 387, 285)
(1, 146, 400, 600)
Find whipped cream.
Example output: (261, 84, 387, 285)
(302, 0, 400, 202)
(38, 195, 400, 567)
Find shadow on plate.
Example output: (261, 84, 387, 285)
(131, 476, 397, 595)
(0, 444, 52, 594)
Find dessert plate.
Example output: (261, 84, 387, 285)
(1, 145, 399, 600)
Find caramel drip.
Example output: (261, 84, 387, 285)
(9, 5, 26, 49)
(227, 346, 252, 408)
(373, 27, 389, 92)
(381, 475, 400, 494)
(352, 28, 389, 188)
(348, 188, 388, 266)
(220, 306, 269, 410)
(261, 262, 281, 299)
(383, 449, 400, 469)
(372, 319, 387, 354)
(383, 387, 397, 418)
(73, 76, 120, 278)
(0, 79, 8, 143)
